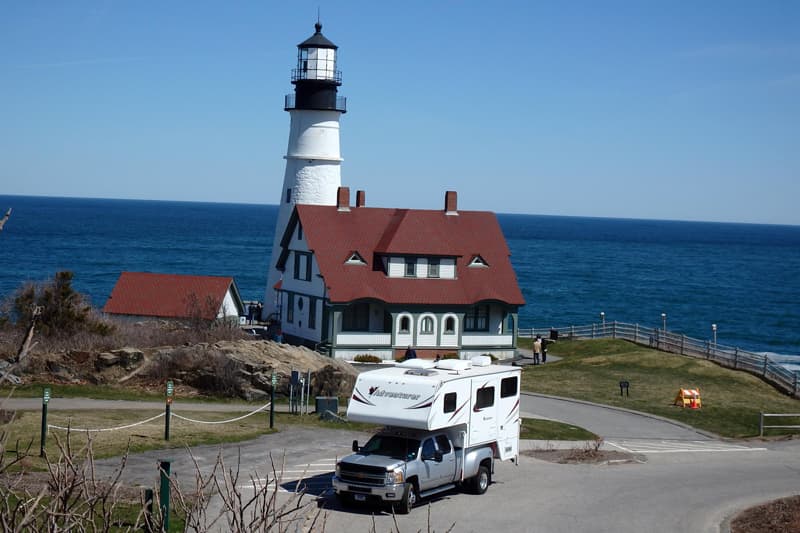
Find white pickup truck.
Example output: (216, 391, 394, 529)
(333, 356, 521, 513)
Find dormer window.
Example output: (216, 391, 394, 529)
(404, 257, 416, 277)
(469, 255, 489, 268)
(345, 251, 366, 265)
(428, 258, 440, 278)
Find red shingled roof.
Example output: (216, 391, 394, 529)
(103, 272, 240, 320)
(288, 205, 525, 306)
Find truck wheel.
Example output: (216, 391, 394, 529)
(470, 465, 490, 495)
(395, 482, 417, 514)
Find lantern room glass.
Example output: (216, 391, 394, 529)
(298, 47, 337, 81)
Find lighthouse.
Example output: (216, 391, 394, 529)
(263, 22, 346, 319)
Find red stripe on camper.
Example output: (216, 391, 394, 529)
(351, 389, 375, 406)
(449, 400, 469, 422)
(504, 398, 520, 423)
(408, 394, 437, 410)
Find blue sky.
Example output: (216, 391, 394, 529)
(1, 1, 798, 224)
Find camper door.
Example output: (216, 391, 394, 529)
(497, 373, 521, 460)
(469, 379, 498, 446)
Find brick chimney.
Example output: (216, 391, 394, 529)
(356, 190, 366, 207)
(337, 187, 350, 211)
(444, 191, 458, 215)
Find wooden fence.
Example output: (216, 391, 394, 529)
(519, 322, 800, 398)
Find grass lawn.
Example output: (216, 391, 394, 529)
(520, 417, 597, 441)
(0, 383, 290, 404)
(520, 338, 800, 438)
(2, 409, 377, 471)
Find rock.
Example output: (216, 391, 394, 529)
(67, 351, 92, 364)
(251, 371, 272, 390)
(46, 361, 74, 381)
(241, 387, 270, 402)
(111, 347, 144, 369)
(95, 353, 120, 369)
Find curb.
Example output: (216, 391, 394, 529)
(521, 391, 722, 440)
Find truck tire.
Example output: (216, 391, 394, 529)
(394, 482, 417, 514)
(470, 465, 490, 495)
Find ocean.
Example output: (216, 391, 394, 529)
(1, 195, 798, 360)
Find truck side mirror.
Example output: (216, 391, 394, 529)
(352, 440, 359, 452)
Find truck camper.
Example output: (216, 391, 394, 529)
(333, 356, 521, 513)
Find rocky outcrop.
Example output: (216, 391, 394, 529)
(20, 340, 360, 402)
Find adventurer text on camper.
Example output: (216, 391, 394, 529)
(370, 388, 421, 401)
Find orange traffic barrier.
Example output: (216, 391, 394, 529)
(674, 388, 702, 409)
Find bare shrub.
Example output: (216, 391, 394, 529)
(0, 424, 325, 531)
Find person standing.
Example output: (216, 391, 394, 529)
(404, 345, 417, 360)
(533, 336, 542, 365)
(541, 337, 549, 363)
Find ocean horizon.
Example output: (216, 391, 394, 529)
(1, 194, 798, 360)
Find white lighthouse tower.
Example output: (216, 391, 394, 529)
(263, 22, 346, 319)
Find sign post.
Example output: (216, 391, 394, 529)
(165, 380, 174, 441)
(158, 459, 171, 531)
(270, 373, 277, 429)
(39, 387, 51, 457)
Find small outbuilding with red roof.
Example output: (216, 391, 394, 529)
(103, 272, 245, 324)
(272, 188, 525, 360)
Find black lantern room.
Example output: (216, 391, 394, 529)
(285, 23, 346, 113)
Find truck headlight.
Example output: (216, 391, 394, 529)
(385, 469, 403, 484)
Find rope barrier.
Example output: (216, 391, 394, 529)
(171, 402, 273, 425)
(48, 412, 165, 433)
(45, 401, 273, 434)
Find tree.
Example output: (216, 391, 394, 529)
(11, 271, 113, 338)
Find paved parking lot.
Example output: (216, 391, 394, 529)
(86, 395, 800, 532)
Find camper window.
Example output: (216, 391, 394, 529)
(501, 376, 519, 398)
(475, 387, 495, 409)
(443, 392, 457, 413)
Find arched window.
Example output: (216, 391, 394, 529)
(399, 316, 411, 333)
(421, 316, 434, 334)
(444, 316, 456, 334)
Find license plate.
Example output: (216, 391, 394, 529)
(354, 494, 366, 502)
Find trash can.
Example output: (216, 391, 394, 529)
(315, 397, 339, 421)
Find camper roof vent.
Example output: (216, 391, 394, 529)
(436, 359, 472, 372)
(470, 355, 492, 367)
(405, 368, 438, 377)
(397, 359, 436, 370)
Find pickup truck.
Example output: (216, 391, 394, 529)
(332, 427, 494, 514)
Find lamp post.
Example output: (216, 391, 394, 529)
(600, 311, 605, 330)
(712, 323, 717, 345)
(661, 313, 666, 332)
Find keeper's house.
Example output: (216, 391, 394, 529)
(273, 188, 525, 360)
(103, 272, 245, 323)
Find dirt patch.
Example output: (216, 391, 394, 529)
(730, 495, 800, 533)
(521, 448, 637, 464)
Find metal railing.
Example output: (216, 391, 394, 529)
(519, 322, 800, 398)
(760, 413, 800, 436)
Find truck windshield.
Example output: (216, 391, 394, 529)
(361, 435, 420, 460)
